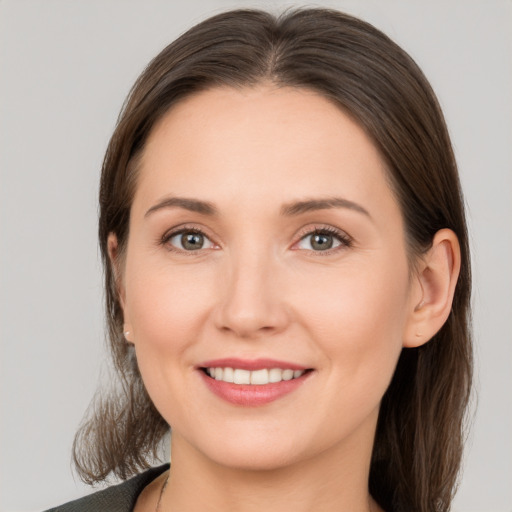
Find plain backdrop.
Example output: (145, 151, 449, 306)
(1, 1, 511, 511)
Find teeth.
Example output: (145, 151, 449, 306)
(269, 368, 282, 383)
(206, 367, 306, 385)
(223, 367, 234, 383)
(282, 369, 294, 381)
(233, 369, 250, 384)
(250, 369, 268, 385)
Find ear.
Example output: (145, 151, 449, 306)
(107, 233, 133, 343)
(403, 228, 461, 348)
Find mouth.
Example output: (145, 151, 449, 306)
(202, 367, 308, 384)
(197, 358, 314, 406)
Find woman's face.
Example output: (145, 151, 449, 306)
(118, 85, 419, 471)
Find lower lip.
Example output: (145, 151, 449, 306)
(199, 371, 311, 406)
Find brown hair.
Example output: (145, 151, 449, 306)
(73, 8, 472, 512)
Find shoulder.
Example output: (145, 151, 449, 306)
(44, 464, 169, 512)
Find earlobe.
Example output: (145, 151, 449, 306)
(107, 233, 131, 325)
(123, 326, 133, 343)
(403, 229, 461, 348)
(108, 233, 134, 342)
(107, 233, 124, 303)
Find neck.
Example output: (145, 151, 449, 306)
(160, 430, 381, 512)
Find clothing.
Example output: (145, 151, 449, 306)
(44, 464, 169, 512)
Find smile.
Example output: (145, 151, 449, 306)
(204, 367, 306, 385)
(198, 359, 313, 406)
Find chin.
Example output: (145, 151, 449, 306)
(176, 425, 308, 472)
(209, 444, 303, 472)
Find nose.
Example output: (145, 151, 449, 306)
(214, 252, 290, 339)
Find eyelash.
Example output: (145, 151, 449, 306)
(159, 224, 352, 255)
(159, 225, 215, 256)
(295, 225, 353, 255)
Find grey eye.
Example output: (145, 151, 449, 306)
(296, 232, 343, 251)
(310, 233, 334, 250)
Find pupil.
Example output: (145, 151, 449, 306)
(311, 233, 333, 250)
(181, 233, 203, 250)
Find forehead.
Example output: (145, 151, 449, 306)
(134, 85, 397, 220)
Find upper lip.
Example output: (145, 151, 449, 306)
(198, 358, 309, 371)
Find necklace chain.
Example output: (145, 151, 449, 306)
(153, 472, 377, 512)
(155, 473, 169, 512)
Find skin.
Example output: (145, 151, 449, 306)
(109, 85, 460, 512)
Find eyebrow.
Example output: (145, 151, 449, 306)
(144, 195, 370, 219)
(280, 197, 371, 218)
(145, 197, 218, 217)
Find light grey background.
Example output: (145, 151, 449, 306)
(1, 1, 511, 511)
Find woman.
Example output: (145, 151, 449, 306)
(47, 7, 472, 512)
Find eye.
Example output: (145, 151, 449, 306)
(295, 228, 350, 252)
(166, 230, 215, 251)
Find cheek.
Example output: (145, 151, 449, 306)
(123, 258, 218, 423)
(294, 262, 410, 442)
(124, 256, 217, 355)
(295, 255, 410, 377)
